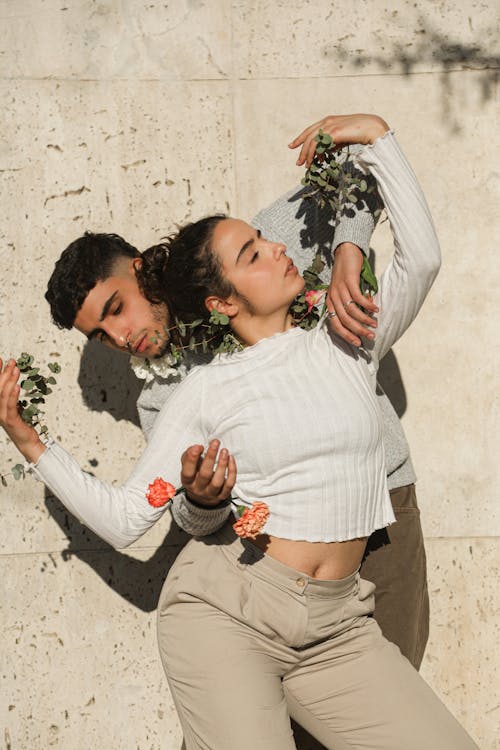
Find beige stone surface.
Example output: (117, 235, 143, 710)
(421, 537, 500, 749)
(1, 546, 183, 750)
(0, 0, 232, 80)
(0, 1, 498, 748)
(232, 0, 498, 79)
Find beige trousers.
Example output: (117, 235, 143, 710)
(157, 523, 477, 750)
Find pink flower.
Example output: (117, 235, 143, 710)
(233, 501, 270, 540)
(146, 477, 176, 508)
(304, 289, 326, 313)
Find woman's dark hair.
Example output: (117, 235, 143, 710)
(45, 232, 140, 329)
(138, 215, 232, 323)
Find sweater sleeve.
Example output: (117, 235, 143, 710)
(27, 369, 211, 548)
(251, 154, 379, 270)
(355, 132, 441, 364)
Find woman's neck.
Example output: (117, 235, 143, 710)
(232, 310, 295, 347)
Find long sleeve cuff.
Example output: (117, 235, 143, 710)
(170, 493, 232, 536)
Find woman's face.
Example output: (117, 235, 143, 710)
(211, 218, 305, 316)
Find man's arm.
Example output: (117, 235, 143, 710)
(251, 156, 380, 347)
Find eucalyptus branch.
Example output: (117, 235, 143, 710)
(302, 129, 380, 296)
(1, 353, 61, 485)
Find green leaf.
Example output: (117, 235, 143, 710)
(48, 362, 61, 374)
(46, 377, 56, 385)
(21, 379, 35, 392)
(23, 404, 39, 418)
(318, 130, 333, 147)
(209, 310, 229, 326)
(360, 256, 378, 293)
(311, 254, 325, 274)
(17, 353, 33, 369)
(11, 464, 25, 481)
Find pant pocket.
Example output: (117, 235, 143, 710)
(343, 576, 376, 619)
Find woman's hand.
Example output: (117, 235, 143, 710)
(327, 243, 379, 347)
(289, 113, 390, 166)
(0, 358, 46, 463)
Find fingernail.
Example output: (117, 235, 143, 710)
(367, 333, 375, 340)
(220, 449, 228, 458)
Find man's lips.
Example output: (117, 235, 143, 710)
(133, 333, 149, 354)
(285, 258, 297, 276)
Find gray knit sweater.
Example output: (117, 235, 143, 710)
(137, 176, 416, 536)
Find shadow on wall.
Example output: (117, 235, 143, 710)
(77, 339, 143, 427)
(324, 18, 500, 133)
(44, 488, 189, 612)
(44, 338, 191, 612)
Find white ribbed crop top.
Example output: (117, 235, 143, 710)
(29, 132, 440, 547)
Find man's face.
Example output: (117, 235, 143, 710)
(74, 258, 170, 359)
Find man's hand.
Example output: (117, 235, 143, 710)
(0, 358, 45, 463)
(327, 243, 379, 347)
(180, 439, 236, 507)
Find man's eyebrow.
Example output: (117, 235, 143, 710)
(235, 229, 261, 265)
(87, 291, 118, 340)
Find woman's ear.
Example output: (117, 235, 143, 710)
(131, 256, 143, 274)
(205, 296, 239, 318)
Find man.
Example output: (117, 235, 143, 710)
(42, 175, 429, 670)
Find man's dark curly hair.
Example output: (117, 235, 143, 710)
(137, 215, 234, 324)
(45, 232, 141, 329)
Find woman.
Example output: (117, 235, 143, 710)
(0, 114, 477, 749)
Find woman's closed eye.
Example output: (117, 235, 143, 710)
(249, 252, 259, 264)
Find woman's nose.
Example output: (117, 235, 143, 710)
(272, 242, 286, 258)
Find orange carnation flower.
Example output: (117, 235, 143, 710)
(233, 501, 270, 540)
(146, 477, 176, 508)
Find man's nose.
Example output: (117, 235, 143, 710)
(105, 323, 130, 350)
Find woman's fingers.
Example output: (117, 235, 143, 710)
(327, 283, 378, 346)
(289, 114, 389, 166)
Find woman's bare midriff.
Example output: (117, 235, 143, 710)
(252, 535, 368, 580)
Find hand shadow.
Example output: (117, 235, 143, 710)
(44, 487, 190, 611)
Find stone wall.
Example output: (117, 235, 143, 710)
(1, 1, 498, 748)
